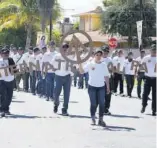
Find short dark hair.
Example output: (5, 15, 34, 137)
(62, 43, 69, 49)
(33, 47, 40, 53)
(101, 45, 109, 53)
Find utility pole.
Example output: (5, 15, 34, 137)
(49, 11, 52, 41)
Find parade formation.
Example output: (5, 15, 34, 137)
(0, 30, 156, 128)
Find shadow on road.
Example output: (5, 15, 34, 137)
(109, 114, 140, 119)
(12, 101, 25, 103)
(68, 114, 91, 119)
(92, 126, 136, 132)
(104, 125, 136, 132)
(6, 114, 61, 119)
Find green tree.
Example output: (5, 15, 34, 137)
(0, 0, 60, 49)
(101, 1, 156, 48)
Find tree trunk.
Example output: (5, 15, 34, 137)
(25, 23, 32, 50)
(128, 25, 132, 50)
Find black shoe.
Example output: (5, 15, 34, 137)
(53, 106, 58, 113)
(91, 118, 96, 125)
(46, 97, 49, 101)
(104, 111, 111, 115)
(138, 95, 141, 99)
(0, 112, 5, 117)
(129, 96, 132, 98)
(62, 109, 69, 116)
(5, 111, 11, 115)
(152, 112, 156, 116)
(141, 107, 146, 113)
(120, 94, 125, 97)
(98, 120, 107, 127)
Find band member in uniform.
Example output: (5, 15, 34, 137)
(141, 44, 156, 116)
(124, 52, 136, 98)
(101, 45, 113, 115)
(52, 43, 73, 116)
(42, 41, 57, 101)
(136, 50, 146, 99)
(0, 48, 15, 117)
(79, 49, 110, 127)
(113, 49, 125, 96)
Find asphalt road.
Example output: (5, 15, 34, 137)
(0, 86, 156, 148)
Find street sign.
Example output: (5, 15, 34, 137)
(108, 38, 118, 49)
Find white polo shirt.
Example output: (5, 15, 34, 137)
(52, 53, 73, 76)
(36, 53, 43, 71)
(22, 52, 32, 66)
(136, 56, 145, 72)
(113, 56, 125, 73)
(142, 55, 157, 77)
(42, 51, 58, 73)
(29, 54, 37, 71)
(124, 59, 136, 75)
(83, 60, 109, 87)
(0, 58, 14, 82)
(102, 57, 113, 77)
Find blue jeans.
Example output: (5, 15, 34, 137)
(30, 71, 36, 94)
(78, 73, 89, 88)
(36, 71, 46, 96)
(45, 73, 55, 98)
(54, 75, 71, 110)
(88, 85, 105, 118)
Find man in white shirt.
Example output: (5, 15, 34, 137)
(79, 49, 110, 127)
(141, 45, 157, 116)
(52, 43, 73, 116)
(136, 50, 146, 99)
(124, 52, 136, 98)
(22, 46, 33, 92)
(14, 47, 25, 91)
(29, 47, 41, 95)
(112, 49, 125, 96)
(0, 48, 15, 117)
(36, 46, 46, 97)
(78, 51, 89, 89)
(101, 45, 113, 115)
(10, 46, 18, 90)
(41, 41, 57, 101)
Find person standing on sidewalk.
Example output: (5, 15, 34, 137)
(112, 49, 125, 97)
(79, 49, 110, 127)
(0, 48, 15, 117)
(101, 45, 113, 115)
(124, 52, 136, 98)
(136, 50, 146, 99)
(141, 44, 157, 116)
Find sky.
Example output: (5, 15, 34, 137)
(58, 0, 103, 17)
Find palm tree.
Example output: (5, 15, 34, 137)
(36, 0, 60, 40)
(0, 0, 60, 49)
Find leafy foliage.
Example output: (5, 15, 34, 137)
(0, 26, 37, 47)
(101, 1, 156, 47)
